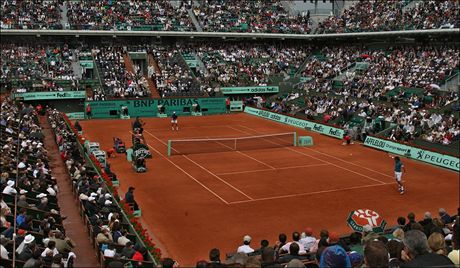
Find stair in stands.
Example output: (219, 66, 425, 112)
(147, 53, 161, 98)
(122, 53, 136, 74)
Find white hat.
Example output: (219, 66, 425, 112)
(90, 192, 98, 197)
(36, 193, 47, 199)
(88, 196, 96, 202)
(19, 189, 28, 194)
(7, 180, 15, 187)
(243, 235, 252, 243)
(104, 200, 113, 206)
(24, 234, 35, 244)
(18, 163, 26, 169)
(104, 193, 111, 199)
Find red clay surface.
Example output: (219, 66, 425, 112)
(80, 113, 459, 266)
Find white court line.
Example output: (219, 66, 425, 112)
(234, 125, 388, 185)
(183, 155, 254, 200)
(144, 130, 253, 201)
(303, 147, 394, 179)
(217, 163, 330, 176)
(236, 151, 276, 170)
(228, 181, 397, 204)
(130, 131, 229, 204)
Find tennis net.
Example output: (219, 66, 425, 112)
(167, 132, 297, 156)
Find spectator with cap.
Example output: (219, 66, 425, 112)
(237, 235, 254, 254)
(401, 230, 454, 267)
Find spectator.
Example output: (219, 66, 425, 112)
(428, 232, 448, 256)
(418, 211, 436, 237)
(300, 228, 316, 252)
(387, 239, 404, 268)
(439, 208, 452, 224)
(121, 241, 136, 259)
(401, 230, 454, 267)
(404, 212, 417, 232)
(209, 248, 226, 268)
(125, 186, 139, 211)
(277, 243, 307, 264)
(237, 235, 254, 254)
(363, 240, 388, 268)
(361, 225, 379, 245)
(260, 247, 281, 268)
(281, 232, 307, 255)
(319, 244, 351, 268)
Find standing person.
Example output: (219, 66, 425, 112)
(390, 155, 406, 194)
(74, 120, 82, 134)
(171, 112, 178, 131)
(86, 103, 92, 119)
(226, 98, 231, 113)
(132, 116, 145, 134)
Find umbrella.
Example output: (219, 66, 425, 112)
(347, 209, 387, 233)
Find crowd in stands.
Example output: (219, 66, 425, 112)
(151, 46, 203, 97)
(0, 0, 62, 29)
(1, 44, 79, 92)
(66, 0, 194, 31)
(0, 99, 76, 267)
(2, 0, 460, 34)
(93, 47, 151, 99)
(316, 0, 460, 34)
(187, 209, 459, 268)
(194, 44, 311, 90)
(194, 0, 311, 34)
(47, 109, 155, 267)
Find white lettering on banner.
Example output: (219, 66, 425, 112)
(364, 136, 459, 171)
(245, 107, 344, 139)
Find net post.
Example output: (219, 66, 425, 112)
(167, 140, 172, 156)
(293, 132, 297, 146)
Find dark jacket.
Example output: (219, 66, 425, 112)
(401, 253, 455, 268)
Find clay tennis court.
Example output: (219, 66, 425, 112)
(80, 113, 459, 266)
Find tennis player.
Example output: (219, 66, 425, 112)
(171, 112, 178, 131)
(389, 155, 406, 194)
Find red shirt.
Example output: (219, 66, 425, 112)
(132, 251, 144, 261)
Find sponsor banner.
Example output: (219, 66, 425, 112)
(80, 60, 94, 69)
(86, 97, 226, 118)
(14, 91, 86, 100)
(230, 101, 243, 112)
(245, 107, 344, 139)
(66, 112, 85, 120)
(364, 136, 459, 171)
(221, 86, 279, 94)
